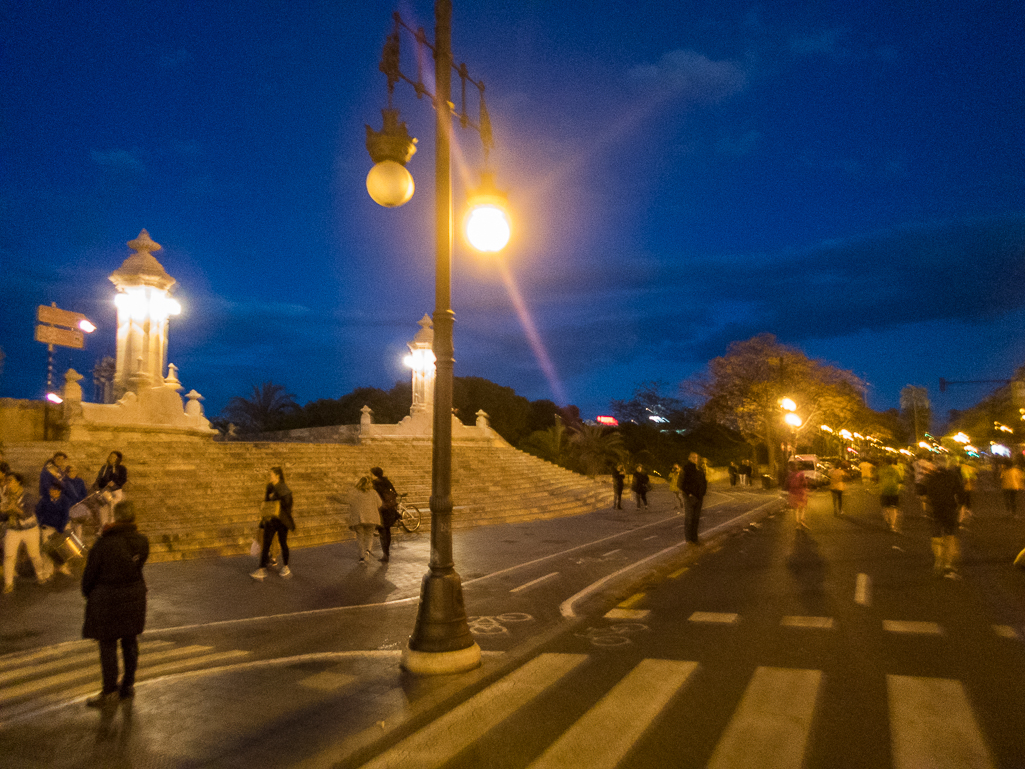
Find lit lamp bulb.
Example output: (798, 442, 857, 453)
(366, 160, 415, 208)
(784, 412, 803, 428)
(465, 203, 510, 252)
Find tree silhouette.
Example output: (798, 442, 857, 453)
(221, 382, 299, 433)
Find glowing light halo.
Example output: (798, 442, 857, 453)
(496, 259, 566, 406)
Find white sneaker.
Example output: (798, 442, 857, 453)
(279, 566, 292, 578)
(250, 568, 268, 581)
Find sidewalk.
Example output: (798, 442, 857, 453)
(0, 483, 781, 768)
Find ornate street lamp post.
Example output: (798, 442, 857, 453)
(364, 1, 510, 675)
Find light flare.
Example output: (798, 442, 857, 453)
(496, 259, 567, 406)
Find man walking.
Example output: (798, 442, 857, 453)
(680, 453, 708, 545)
(924, 456, 965, 579)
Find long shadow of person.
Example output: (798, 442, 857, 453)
(786, 530, 828, 614)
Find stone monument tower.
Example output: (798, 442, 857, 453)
(108, 229, 181, 398)
(405, 314, 436, 419)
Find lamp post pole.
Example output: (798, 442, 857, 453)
(402, 0, 481, 674)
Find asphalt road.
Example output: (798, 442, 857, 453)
(3, 481, 1024, 768)
(341, 484, 1025, 769)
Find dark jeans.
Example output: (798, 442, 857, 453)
(613, 488, 623, 509)
(260, 517, 289, 567)
(831, 489, 843, 515)
(1004, 489, 1019, 516)
(375, 508, 393, 557)
(99, 636, 139, 694)
(684, 494, 703, 543)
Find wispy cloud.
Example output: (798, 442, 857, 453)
(90, 149, 145, 174)
(629, 49, 748, 103)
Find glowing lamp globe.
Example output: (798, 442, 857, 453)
(465, 203, 511, 253)
(366, 160, 415, 208)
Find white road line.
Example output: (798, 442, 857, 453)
(689, 612, 740, 624)
(707, 667, 822, 769)
(780, 616, 834, 629)
(992, 625, 1020, 640)
(358, 653, 588, 769)
(510, 571, 560, 593)
(883, 620, 943, 635)
(643, 535, 659, 541)
(601, 549, 622, 557)
(888, 675, 996, 769)
(527, 659, 699, 769)
(855, 573, 871, 606)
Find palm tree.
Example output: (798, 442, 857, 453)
(519, 419, 568, 467)
(222, 382, 299, 433)
(569, 424, 626, 477)
(900, 385, 930, 443)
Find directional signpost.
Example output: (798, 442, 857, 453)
(35, 303, 95, 439)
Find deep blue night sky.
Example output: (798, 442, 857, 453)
(2, 1, 1023, 422)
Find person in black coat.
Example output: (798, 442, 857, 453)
(680, 453, 709, 544)
(82, 500, 149, 707)
(611, 465, 625, 510)
(370, 466, 397, 563)
(631, 465, 650, 509)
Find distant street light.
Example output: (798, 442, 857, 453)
(364, 1, 512, 675)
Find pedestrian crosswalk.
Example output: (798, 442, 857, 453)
(355, 653, 998, 769)
(0, 638, 250, 725)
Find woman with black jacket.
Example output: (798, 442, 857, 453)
(82, 500, 149, 708)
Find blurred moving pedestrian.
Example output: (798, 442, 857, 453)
(959, 459, 977, 523)
(828, 462, 847, 516)
(631, 465, 650, 510)
(739, 460, 752, 487)
(2, 473, 49, 594)
(347, 475, 382, 564)
(82, 500, 149, 707)
(924, 457, 966, 579)
(370, 466, 397, 563)
(728, 462, 739, 488)
(36, 480, 73, 578)
(668, 463, 683, 509)
(859, 459, 875, 486)
(611, 465, 625, 510)
(681, 453, 708, 544)
(94, 451, 128, 528)
(786, 461, 810, 530)
(1000, 458, 1023, 518)
(878, 458, 903, 532)
(912, 454, 935, 515)
(251, 467, 295, 580)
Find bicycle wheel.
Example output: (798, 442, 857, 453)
(399, 503, 422, 532)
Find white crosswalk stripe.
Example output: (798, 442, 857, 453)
(0, 640, 251, 726)
(888, 675, 996, 769)
(706, 666, 822, 769)
(352, 655, 1004, 769)
(526, 659, 698, 769)
(359, 653, 588, 769)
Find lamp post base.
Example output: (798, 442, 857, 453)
(401, 568, 481, 675)
(401, 642, 482, 675)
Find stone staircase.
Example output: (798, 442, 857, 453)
(1, 438, 613, 562)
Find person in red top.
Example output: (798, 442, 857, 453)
(787, 462, 810, 530)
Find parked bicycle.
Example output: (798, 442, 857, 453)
(396, 492, 422, 532)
